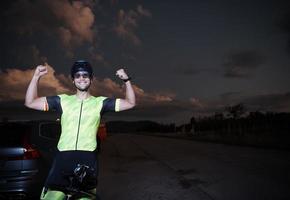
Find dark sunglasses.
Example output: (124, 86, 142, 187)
(74, 72, 90, 79)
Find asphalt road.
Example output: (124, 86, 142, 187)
(96, 134, 290, 200)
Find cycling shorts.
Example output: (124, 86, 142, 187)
(44, 150, 98, 191)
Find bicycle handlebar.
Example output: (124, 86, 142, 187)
(61, 164, 98, 199)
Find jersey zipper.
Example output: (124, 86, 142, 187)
(75, 100, 83, 150)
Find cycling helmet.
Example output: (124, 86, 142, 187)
(71, 60, 93, 79)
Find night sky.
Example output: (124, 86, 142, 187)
(1, 0, 290, 124)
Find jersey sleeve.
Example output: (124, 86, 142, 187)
(101, 98, 121, 115)
(46, 96, 62, 114)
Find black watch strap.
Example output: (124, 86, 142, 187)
(123, 77, 132, 82)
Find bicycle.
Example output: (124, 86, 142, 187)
(62, 164, 100, 200)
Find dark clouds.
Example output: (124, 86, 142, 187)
(2, 0, 97, 57)
(223, 50, 265, 78)
(173, 64, 205, 76)
(97, 97, 209, 124)
(277, 11, 290, 54)
(219, 92, 243, 104)
(1, 0, 290, 124)
(0, 65, 69, 101)
(68, 87, 290, 122)
(0, 0, 151, 69)
(243, 92, 290, 112)
(113, 5, 151, 45)
(216, 92, 290, 113)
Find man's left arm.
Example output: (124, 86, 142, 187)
(115, 68, 136, 111)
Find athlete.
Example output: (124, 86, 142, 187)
(24, 60, 136, 199)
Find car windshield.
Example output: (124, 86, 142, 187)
(0, 123, 31, 147)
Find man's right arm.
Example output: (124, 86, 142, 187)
(24, 64, 48, 111)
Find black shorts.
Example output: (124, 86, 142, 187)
(44, 150, 98, 191)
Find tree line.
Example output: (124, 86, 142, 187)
(178, 103, 290, 136)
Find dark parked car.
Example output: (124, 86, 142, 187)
(0, 120, 61, 199)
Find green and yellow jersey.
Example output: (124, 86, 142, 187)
(46, 94, 120, 151)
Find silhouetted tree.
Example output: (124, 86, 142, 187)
(225, 103, 246, 119)
(214, 112, 224, 120)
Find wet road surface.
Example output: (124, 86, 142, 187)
(96, 134, 290, 200)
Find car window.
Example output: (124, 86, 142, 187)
(40, 122, 61, 140)
(0, 123, 30, 147)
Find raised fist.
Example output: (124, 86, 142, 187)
(34, 63, 48, 78)
(116, 68, 129, 81)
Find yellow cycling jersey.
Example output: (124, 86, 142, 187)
(46, 94, 120, 151)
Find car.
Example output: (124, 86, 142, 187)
(0, 120, 61, 199)
(0, 120, 107, 199)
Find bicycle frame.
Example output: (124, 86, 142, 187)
(62, 164, 99, 200)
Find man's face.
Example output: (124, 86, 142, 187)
(73, 71, 91, 91)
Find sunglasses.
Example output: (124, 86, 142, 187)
(74, 72, 90, 79)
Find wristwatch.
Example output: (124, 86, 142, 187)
(123, 77, 132, 82)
